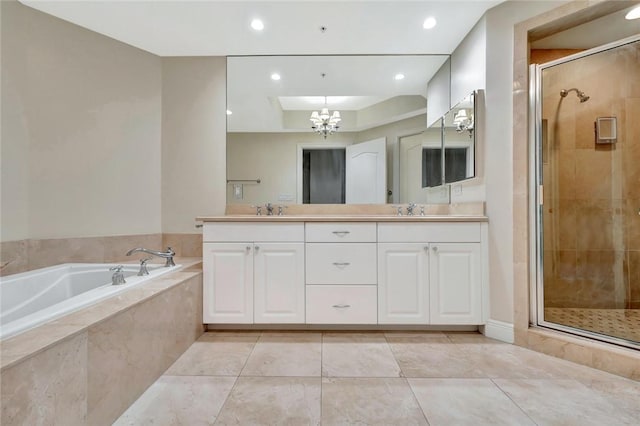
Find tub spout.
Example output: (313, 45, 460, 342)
(126, 247, 176, 267)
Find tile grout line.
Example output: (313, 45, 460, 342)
(385, 334, 433, 426)
(213, 331, 264, 425)
(489, 378, 540, 426)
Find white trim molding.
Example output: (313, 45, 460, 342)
(481, 319, 514, 343)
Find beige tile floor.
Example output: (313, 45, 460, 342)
(115, 331, 640, 425)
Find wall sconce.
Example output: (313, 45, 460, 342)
(453, 109, 474, 138)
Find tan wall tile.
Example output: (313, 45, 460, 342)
(0, 240, 29, 276)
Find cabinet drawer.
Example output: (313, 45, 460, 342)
(305, 223, 376, 243)
(203, 223, 304, 242)
(378, 222, 481, 243)
(305, 243, 377, 284)
(306, 285, 377, 324)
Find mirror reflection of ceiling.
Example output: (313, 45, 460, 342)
(227, 55, 448, 133)
(19, 1, 504, 56)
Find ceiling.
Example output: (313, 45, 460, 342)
(20, 0, 503, 56)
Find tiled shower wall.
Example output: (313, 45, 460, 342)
(539, 42, 640, 309)
(0, 234, 202, 276)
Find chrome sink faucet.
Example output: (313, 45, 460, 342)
(109, 265, 126, 285)
(406, 203, 417, 216)
(126, 247, 176, 267)
(265, 202, 274, 216)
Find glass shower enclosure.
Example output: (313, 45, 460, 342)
(531, 35, 640, 347)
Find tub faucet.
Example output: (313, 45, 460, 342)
(126, 247, 176, 267)
(110, 265, 126, 285)
(138, 257, 152, 276)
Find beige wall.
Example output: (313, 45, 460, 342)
(1, 0, 162, 241)
(161, 57, 227, 233)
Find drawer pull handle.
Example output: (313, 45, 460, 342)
(332, 262, 351, 267)
(332, 231, 351, 237)
(332, 304, 351, 309)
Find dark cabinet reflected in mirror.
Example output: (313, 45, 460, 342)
(443, 92, 476, 183)
(416, 91, 477, 191)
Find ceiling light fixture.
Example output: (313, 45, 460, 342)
(270, 73, 281, 81)
(423, 17, 437, 29)
(310, 96, 341, 139)
(250, 19, 264, 30)
(625, 6, 640, 20)
(394, 73, 405, 80)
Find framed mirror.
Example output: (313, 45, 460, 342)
(443, 92, 476, 184)
(226, 54, 450, 205)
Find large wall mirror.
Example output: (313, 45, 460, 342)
(226, 55, 450, 205)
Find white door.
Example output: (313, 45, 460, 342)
(203, 243, 253, 323)
(429, 243, 482, 324)
(346, 138, 387, 204)
(378, 243, 430, 324)
(254, 243, 305, 323)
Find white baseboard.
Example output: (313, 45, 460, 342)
(481, 319, 514, 343)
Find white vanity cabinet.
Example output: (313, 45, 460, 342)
(305, 223, 378, 324)
(201, 218, 488, 327)
(378, 243, 430, 324)
(202, 223, 305, 324)
(378, 222, 487, 325)
(429, 243, 482, 324)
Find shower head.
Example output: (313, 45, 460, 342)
(560, 88, 590, 103)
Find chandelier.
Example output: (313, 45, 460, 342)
(310, 97, 341, 138)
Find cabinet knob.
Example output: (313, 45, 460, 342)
(424, 246, 429, 251)
(432, 246, 438, 252)
(255, 245, 260, 251)
(246, 246, 251, 253)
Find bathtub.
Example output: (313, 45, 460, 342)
(0, 263, 180, 340)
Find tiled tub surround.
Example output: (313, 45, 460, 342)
(0, 233, 203, 277)
(116, 331, 640, 425)
(0, 258, 205, 426)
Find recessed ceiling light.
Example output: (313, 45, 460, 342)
(226, 110, 233, 115)
(251, 19, 264, 31)
(394, 73, 405, 81)
(423, 17, 437, 29)
(625, 6, 640, 20)
(271, 73, 281, 81)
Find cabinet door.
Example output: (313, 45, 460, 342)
(254, 243, 305, 323)
(429, 243, 481, 324)
(378, 243, 430, 324)
(203, 243, 253, 323)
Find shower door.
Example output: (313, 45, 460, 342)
(531, 35, 640, 347)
